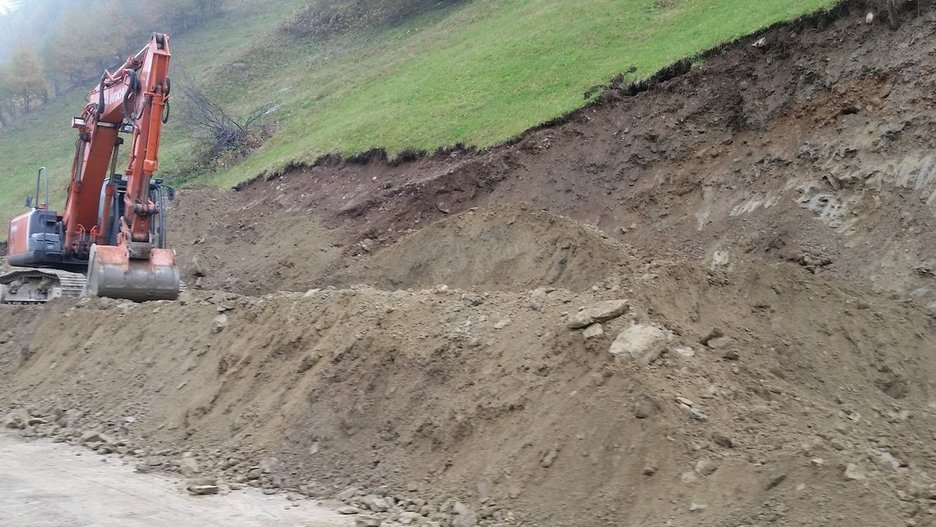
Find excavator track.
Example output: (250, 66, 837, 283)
(0, 268, 87, 304)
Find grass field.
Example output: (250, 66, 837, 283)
(0, 0, 838, 226)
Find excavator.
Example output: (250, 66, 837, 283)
(1, 34, 179, 304)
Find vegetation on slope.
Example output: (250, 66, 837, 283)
(1, 0, 839, 227)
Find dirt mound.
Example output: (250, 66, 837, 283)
(2, 261, 935, 527)
(335, 204, 636, 292)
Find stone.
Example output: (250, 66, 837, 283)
(3, 409, 29, 429)
(706, 336, 733, 350)
(354, 516, 382, 527)
(187, 485, 219, 495)
(711, 433, 736, 448)
(337, 506, 361, 515)
(493, 318, 511, 330)
(634, 394, 660, 419)
(844, 463, 866, 481)
(609, 323, 672, 365)
(360, 494, 390, 512)
(642, 466, 657, 476)
(398, 511, 424, 525)
(135, 464, 157, 474)
(876, 451, 901, 471)
(674, 346, 695, 359)
(336, 486, 361, 502)
(583, 323, 604, 339)
(179, 457, 201, 477)
(541, 448, 559, 468)
(186, 478, 219, 495)
(79, 430, 114, 445)
(722, 349, 740, 360)
(567, 300, 629, 329)
(452, 502, 479, 527)
(694, 458, 718, 476)
(689, 502, 708, 512)
(212, 314, 228, 333)
(529, 288, 547, 311)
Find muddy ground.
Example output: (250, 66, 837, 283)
(3, 3, 936, 527)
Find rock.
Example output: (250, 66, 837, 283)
(609, 323, 672, 365)
(689, 502, 708, 512)
(583, 323, 604, 339)
(674, 346, 695, 359)
(452, 502, 479, 527)
(722, 350, 740, 361)
(766, 473, 787, 490)
(633, 394, 660, 418)
(179, 456, 201, 477)
(186, 478, 219, 495)
(694, 458, 718, 476)
(464, 294, 484, 306)
(541, 448, 559, 468)
(493, 318, 511, 330)
(191, 256, 207, 277)
(398, 511, 424, 525)
(360, 494, 390, 512)
(212, 314, 228, 333)
(529, 288, 547, 311)
(711, 433, 736, 448)
(355, 516, 382, 527)
(876, 451, 901, 471)
(337, 506, 361, 515)
(3, 409, 29, 429)
(135, 464, 157, 474)
(844, 463, 866, 481)
(336, 486, 361, 502)
(567, 300, 629, 329)
(79, 430, 114, 445)
(706, 336, 733, 350)
(642, 466, 657, 476)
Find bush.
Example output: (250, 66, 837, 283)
(282, 0, 468, 40)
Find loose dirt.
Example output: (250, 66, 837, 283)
(3, 3, 936, 527)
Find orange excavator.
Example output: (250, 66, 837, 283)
(1, 34, 180, 303)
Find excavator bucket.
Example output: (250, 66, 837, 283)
(85, 244, 180, 302)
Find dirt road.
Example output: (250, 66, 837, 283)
(0, 432, 351, 527)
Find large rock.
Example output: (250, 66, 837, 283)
(567, 300, 629, 329)
(610, 324, 672, 365)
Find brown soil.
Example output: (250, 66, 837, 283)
(3, 4, 936, 527)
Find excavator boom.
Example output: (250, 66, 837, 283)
(2, 34, 179, 303)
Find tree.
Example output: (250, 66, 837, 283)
(7, 44, 47, 112)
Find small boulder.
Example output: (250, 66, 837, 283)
(844, 463, 866, 481)
(634, 394, 660, 418)
(610, 324, 672, 365)
(567, 300, 629, 329)
(582, 323, 604, 340)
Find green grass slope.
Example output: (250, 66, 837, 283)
(1, 0, 837, 228)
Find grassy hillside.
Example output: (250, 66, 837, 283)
(1, 0, 838, 227)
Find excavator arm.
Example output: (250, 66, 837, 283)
(4, 34, 179, 302)
(80, 33, 179, 301)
